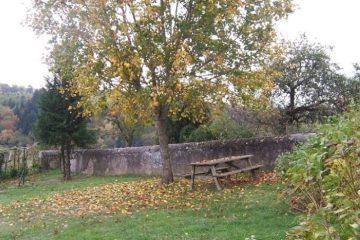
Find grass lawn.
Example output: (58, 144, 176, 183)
(0, 171, 300, 240)
(0, 169, 146, 205)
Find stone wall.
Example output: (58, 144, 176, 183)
(39, 150, 61, 170)
(40, 135, 311, 176)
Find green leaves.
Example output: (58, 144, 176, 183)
(277, 106, 360, 239)
(28, 0, 294, 120)
(28, 0, 294, 183)
(272, 35, 353, 126)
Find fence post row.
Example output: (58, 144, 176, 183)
(0, 147, 30, 184)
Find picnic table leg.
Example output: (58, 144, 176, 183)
(190, 165, 196, 190)
(226, 161, 240, 170)
(210, 166, 222, 190)
(251, 169, 256, 179)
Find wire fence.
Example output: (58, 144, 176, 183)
(0, 145, 41, 185)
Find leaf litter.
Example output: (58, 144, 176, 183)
(0, 172, 277, 225)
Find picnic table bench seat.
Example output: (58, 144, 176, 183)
(189, 154, 263, 190)
(181, 166, 230, 179)
(212, 164, 263, 177)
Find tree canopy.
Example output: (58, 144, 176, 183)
(35, 77, 96, 180)
(272, 35, 354, 127)
(35, 37, 96, 180)
(29, 0, 293, 183)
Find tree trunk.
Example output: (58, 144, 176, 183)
(63, 143, 72, 181)
(13, 150, 16, 170)
(60, 146, 65, 171)
(127, 129, 134, 147)
(154, 106, 174, 184)
(288, 87, 295, 123)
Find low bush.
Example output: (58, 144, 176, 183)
(181, 111, 254, 143)
(9, 168, 18, 178)
(276, 107, 360, 239)
(182, 125, 215, 142)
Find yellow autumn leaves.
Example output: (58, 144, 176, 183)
(1, 179, 213, 219)
(0, 173, 277, 223)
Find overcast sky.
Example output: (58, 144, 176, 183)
(0, 0, 359, 89)
(277, 0, 360, 76)
(0, 1, 48, 89)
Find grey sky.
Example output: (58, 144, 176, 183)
(277, 0, 360, 76)
(0, 1, 48, 88)
(0, 0, 359, 88)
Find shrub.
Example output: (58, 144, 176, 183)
(9, 168, 18, 178)
(209, 112, 253, 140)
(179, 124, 198, 143)
(276, 107, 360, 239)
(181, 111, 254, 143)
(183, 125, 215, 142)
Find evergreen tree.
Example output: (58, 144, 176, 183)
(17, 89, 43, 136)
(35, 77, 96, 180)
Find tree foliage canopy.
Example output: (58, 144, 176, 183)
(29, 0, 293, 183)
(30, 0, 292, 114)
(35, 77, 96, 180)
(35, 79, 92, 148)
(272, 35, 356, 126)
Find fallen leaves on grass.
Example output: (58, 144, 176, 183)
(1, 178, 213, 221)
(222, 171, 278, 187)
(0, 172, 277, 223)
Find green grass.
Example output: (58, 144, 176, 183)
(0, 171, 300, 240)
(0, 169, 147, 205)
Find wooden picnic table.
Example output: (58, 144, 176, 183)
(190, 154, 263, 190)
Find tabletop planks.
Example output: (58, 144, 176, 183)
(190, 154, 253, 166)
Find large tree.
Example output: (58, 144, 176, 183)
(29, 0, 293, 183)
(35, 38, 97, 180)
(272, 35, 352, 127)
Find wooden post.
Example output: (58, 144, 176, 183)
(190, 165, 196, 190)
(13, 149, 16, 170)
(18, 147, 28, 186)
(210, 166, 222, 190)
(5, 151, 10, 175)
(0, 152, 4, 178)
(251, 169, 256, 179)
(17, 148, 20, 171)
(247, 156, 252, 166)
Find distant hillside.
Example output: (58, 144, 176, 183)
(0, 83, 41, 146)
(0, 84, 33, 114)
